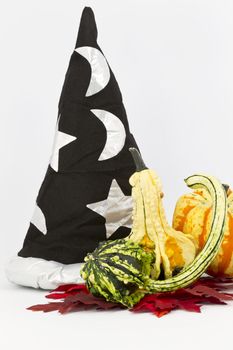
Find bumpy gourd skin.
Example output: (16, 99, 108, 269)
(80, 239, 155, 307)
(80, 148, 227, 307)
(173, 187, 233, 277)
(128, 168, 196, 279)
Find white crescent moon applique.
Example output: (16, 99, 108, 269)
(31, 204, 47, 235)
(86, 179, 133, 239)
(91, 109, 126, 160)
(75, 46, 110, 96)
(50, 115, 77, 172)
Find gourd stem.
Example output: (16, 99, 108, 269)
(129, 148, 148, 171)
(222, 183, 230, 194)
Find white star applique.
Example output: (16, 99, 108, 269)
(31, 204, 47, 235)
(50, 115, 77, 172)
(86, 179, 133, 239)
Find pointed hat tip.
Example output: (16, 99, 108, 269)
(75, 6, 97, 47)
(82, 6, 94, 16)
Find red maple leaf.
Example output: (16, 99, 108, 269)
(27, 291, 123, 314)
(46, 284, 89, 299)
(27, 277, 233, 317)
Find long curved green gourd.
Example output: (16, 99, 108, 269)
(81, 148, 227, 307)
(147, 174, 226, 291)
(130, 148, 227, 291)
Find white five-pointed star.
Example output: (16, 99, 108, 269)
(50, 115, 77, 172)
(86, 179, 133, 238)
(31, 204, 47, 235)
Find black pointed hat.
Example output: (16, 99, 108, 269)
(6, 7, 139, 289)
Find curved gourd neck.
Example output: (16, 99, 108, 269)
(146, 174, 227, 292)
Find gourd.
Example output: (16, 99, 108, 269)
(128, 148, 196, 279)
(81, 239, 155, 306)
(80, 148, 227, 307)
(173, 185, 233, 277)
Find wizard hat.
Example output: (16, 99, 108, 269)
(6, 7, 139, 289)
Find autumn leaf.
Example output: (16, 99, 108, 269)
(27, 277, 233, 317)
(46, 284, 89, 299)
(28, 292, 123, 314)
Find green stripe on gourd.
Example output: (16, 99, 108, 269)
(145, 174, 227, 292)
(81, 239, 154, 305)
(80, 149, 227, 307)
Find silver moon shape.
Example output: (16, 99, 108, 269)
(75, 46, 110, 96)
(91, 109, 126, 161)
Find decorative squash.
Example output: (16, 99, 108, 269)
(173, 185, 233, 277)
(81, 149, 227, 307)
(128, 148, 197, 279)
(81, 238, 155, 307)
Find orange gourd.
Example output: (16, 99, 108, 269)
(172, 185, 233, 277)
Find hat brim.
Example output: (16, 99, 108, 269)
(5, 256, 84, 290)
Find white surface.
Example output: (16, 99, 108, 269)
(1, 272, 233, 350)
(1, 0, 233, 349)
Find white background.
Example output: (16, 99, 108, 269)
(1, 0, 233, 349)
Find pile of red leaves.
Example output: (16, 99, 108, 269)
(27, 277, 233, 317)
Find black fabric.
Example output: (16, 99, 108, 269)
(18, 7, 139, 264)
